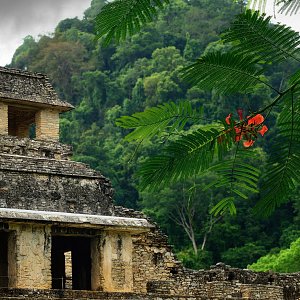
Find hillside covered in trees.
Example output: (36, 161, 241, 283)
(9, 0, 300, 271)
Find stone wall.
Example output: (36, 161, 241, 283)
(0, 103, 8, 135)
(0, 287, 295, 300)
(35, 109, 60, 141)
(0, 134, 114, 215)
(0, 135, 72, 160)
(0, 170, 113, 214)
(8, 224, 52, 289)
(115, 206, 179, 294)
(0, 288, 211, 300)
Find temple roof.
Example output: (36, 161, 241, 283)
(0, 67, 73, 111)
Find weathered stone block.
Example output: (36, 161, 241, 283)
(0, 102, 8, 135)
(35, 109, 59, 141)
(8, 224, 51, 289)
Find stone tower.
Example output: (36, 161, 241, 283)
(0, 67, 299, 300)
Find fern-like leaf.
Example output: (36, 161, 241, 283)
(95, 0, 169, 45)
(247, 0, 268, 11)
(222, 9, 300, 64)
(138, 127, 233, 190)
(210, 197, 236, 216)
(289, 69, 300, 86)
(116, 101, 202, 141)
(255, 92, 300, 216)
(207, 148, 260, 216)
(278, 0, 300, 15)
(247, 0, 300, 15)
(182, 51, 271, 94)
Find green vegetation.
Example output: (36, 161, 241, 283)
(9, 0, 300, 271)
(249, 238, 300, 272)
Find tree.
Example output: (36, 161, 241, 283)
(249, 238, 300, 272)
(96, 0, 300, 217)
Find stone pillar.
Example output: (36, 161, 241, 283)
(35, 108, 59, 140)
(7, 231, 17, 288)
(0, 102, 8, 135)
(91, 235, 102, 291)
(64, 251, 72, 289)
(99, 231, 133, 292)
(9, 224, 52, 289)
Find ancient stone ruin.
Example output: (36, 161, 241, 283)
(0, 66, 299, 299)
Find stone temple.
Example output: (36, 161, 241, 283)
(0, 66, 299, 300)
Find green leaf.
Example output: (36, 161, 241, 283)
(255, 93, 300, 216)
(247, 0, 267, 11)
(247, 0, 300, 15)
(116, 101, 202, 141)
(278, 0, 300, 15)
(210, 197, 236, 216)
(289, 69, 300, 86)
(222, 9, 300, 64)
(138, 127, 233, 190)
(182, 51, 268, 94)
(95, 0, 169, 45)
(206, 147, 260, 216)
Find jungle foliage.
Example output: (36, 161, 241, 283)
(9, 0, 300, 271)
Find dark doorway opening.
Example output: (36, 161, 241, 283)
(51, 236, 91, 290)
(0, 232, 8, 288)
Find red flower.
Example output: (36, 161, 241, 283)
(224, 110, 268, 147)
(225, 113, 232, 125)
(234, 127, 242, 141)
(247, 114, 264, 125)
(258, 125, 268, 136)
(243, 140, 255, 148)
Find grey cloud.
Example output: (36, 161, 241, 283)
(0, 0, 91, 34)
(0, 0, 91, 65)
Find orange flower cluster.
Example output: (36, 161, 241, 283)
(225, 109, 268, 147)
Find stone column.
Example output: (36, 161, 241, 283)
(35, 108, 59, 141)
(91, 235, 102, 291)
(97, 231, 133, 292)
(9, 224, 52, 289)
(0, 102, 8, 135)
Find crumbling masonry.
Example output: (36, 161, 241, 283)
(0, 66, 299, 300)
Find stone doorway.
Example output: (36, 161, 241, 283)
(51, 236, 92, 290)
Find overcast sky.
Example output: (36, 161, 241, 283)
(0, 0, 299, 67)
(0, 0, 91, 66)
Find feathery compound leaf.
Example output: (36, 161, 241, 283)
(222, 9, 300, 64)
(256, 93, 300, 216)
(278, 0, 300, 15)
(138, 127, 233, 190)
(116, 101, 202, 141)
(210, 197, 236, 216)
(289, 69, 300, 86)
(182, 52, 268, 94)
(207, 148, 260, 216)
(247, 0, 267, 11)
(95, 0, 169, 45)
